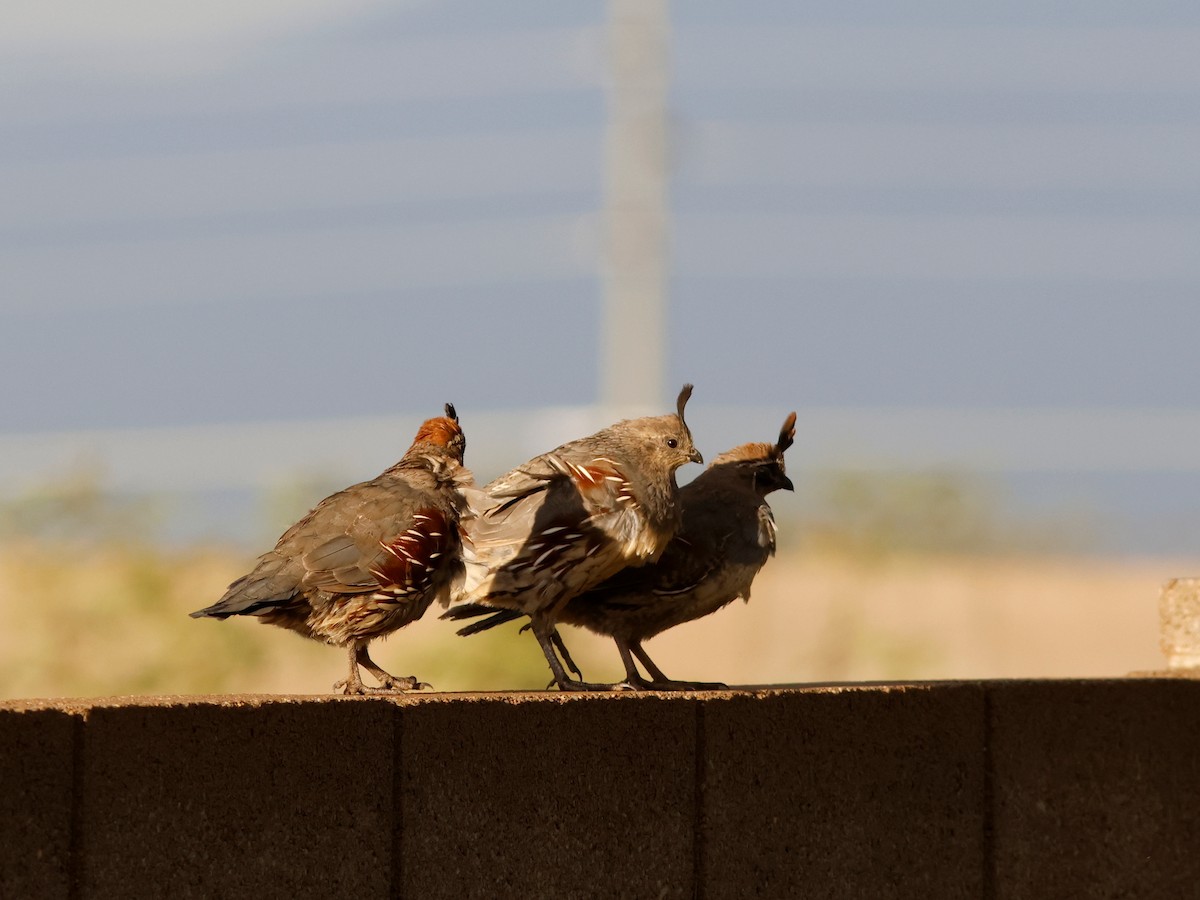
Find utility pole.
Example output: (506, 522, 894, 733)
(601, 0, 669, 413)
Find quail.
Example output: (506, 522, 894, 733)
(446, 412, 796, 690)
(452, 384, 703, 690)
(191, 404, 472, 694)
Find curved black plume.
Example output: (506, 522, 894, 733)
(776, 411, 797, 454)
(675, 383, 694, 425)
(444, 402, 458, 422)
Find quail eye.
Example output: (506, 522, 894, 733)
(666, 438, 678, 449)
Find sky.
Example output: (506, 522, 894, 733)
(2, 1, 1200, 552)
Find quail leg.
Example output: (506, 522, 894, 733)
(334, 643, 430, 693)
(617, 639, 726, 691)
(358, 644, 431, 691)
(521, 622, 585, 683)
(551, 628, 585, 682)
(333, 643, 368, 694)
(530, 615, 623, 691)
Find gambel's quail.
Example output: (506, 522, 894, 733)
(191, 404, 472, 694)
(451, 385, 703, 690)
(446, 412, 796, 690)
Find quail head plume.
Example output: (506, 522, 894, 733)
(452, 384, 703, 690)
(446, 411, 796, 690)
(191, 404, 472, 694)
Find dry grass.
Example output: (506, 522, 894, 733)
(0, 539, 557, 699)
(0, 538, 1181, 700)
(636, 551, 1179, 685)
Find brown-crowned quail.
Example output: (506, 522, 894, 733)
(452, 384, 703, 690)
(445, 412, 796, 690)
(191, 404, 472, 694)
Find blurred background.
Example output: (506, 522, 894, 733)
(2, 1, 1198, 698)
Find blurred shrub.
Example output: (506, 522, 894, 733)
(796, 469, 1091, 560)
(0, 466, 160, 545)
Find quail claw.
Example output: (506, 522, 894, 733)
(333, 677, 367, 695)
(373, 674, 432, 692)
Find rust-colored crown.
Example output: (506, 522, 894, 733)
(710, 442, 776, 466)
(709, 411, 796, 467)
(409, 402, 463, 450)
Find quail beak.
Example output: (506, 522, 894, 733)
(690, 447, 704, 465)
(779, 472, 795, 492)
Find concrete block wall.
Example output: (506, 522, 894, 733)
(3, 681, 1199, 899)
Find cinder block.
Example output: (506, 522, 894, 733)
(701, 684, 987, 899)
(0, 706, 77, 900)
(1159, 577, 1200, 669)
(77, 697, 396, 900)
(989, 679, 1200, 899)
(398, 693, 697, 899)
